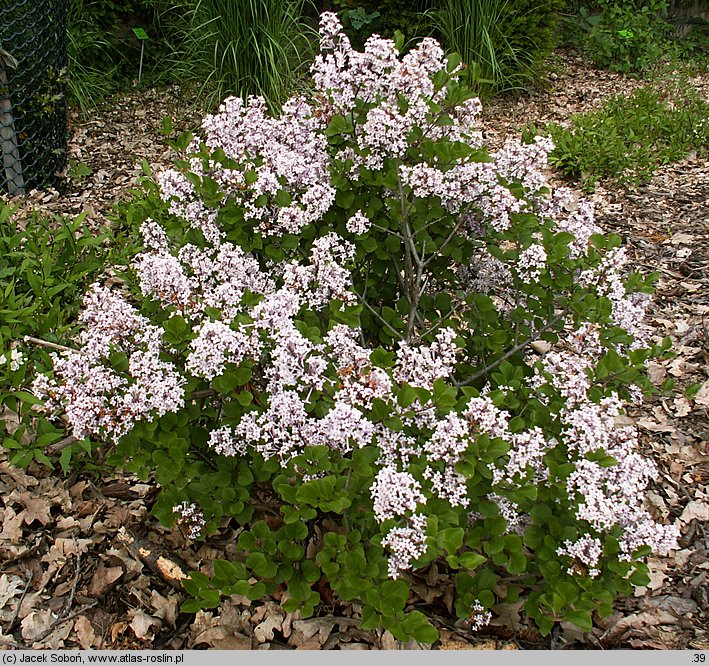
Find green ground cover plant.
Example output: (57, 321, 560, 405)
(0, 202, 117, 469)
(24, 15, 682, 640)
(545, 82, 709, 190)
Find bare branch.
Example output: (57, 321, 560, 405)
(352, 288, 405, 341)
(456, 311, 567, 387)
(23, 336, 81, 355)
(45, 435, 79, 456)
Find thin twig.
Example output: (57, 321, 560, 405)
(189, 389, 217, 400)
(45, 435, 79, 457)
(456, 311, 567, 387)
(32, 553, 96, 644)
(23, 336, 81, 355)
(64, 553, 82, 616)
(8, 569, 33, 632)
(353, 288, 405, 340)
(422, 220, 464, 269)
(32, 602, 98, 644)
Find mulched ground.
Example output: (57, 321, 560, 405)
(1, 51, 707, 650)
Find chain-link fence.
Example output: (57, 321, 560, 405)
(1, 0, 68, 196)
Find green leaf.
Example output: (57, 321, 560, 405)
(274, 189, 292, 207)
(458, 552, 487, 570)
(404, 610, 439, 644)
(246, 552, 278, 579)
(564, 609, 593, 632)
(396, 383, 417, 408)
(13, 391, 42, 406)
(381, 579, 409, 614)
(180, 599, 203, 614)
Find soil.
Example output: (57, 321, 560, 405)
(1, 51, 707, 651)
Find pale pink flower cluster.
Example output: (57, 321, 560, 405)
(135, 238, 275, 321)
(326, 324, 393, 409)
(186, 321, 261, 381)
(422, 413, 470, 507)
(494, 427, 549, 485)
(297, 233, 356, 308)
(531, 342, 679, 558)
(229, 390, 376, 463)
(565, 398, 680, 558)
(487, 492, 529, 535)
(399, 161, 521, 233)
(516, 243, 547, 284)
(156, 169, 221, 245)
(32, 285, 184, 442)
(579, 247, 651, 345)
(159, 94, 333, 239)
(346, 211, 371, 235)
(557, 536, 603, 577)
(380, 513, 428, 579)
(394, 328, 459, 389)
(371, 466, 427, 522)
(493, 136, 555, 194)
(173, 501, 206, 540)
(208, 425, 246, 457)
(469, 600, 493, 632)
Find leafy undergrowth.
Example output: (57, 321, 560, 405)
(545, 81, 709, 191)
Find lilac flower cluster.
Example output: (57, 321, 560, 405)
(530, 330, 680, 564)
(380, 513, 428, 579)
(579, 247, 651, 345)
(394, 328, 459, 389)
(32, 285, 184, 442)
(173, 501, 206, 540)
(468, 600, 493, 632)
(557, 536, 603, 577)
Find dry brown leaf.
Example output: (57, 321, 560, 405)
(673, 397, 692, 417)
(128, 609, 161, 640)
(188, 610, 252, 649)
(35, 620, 73, 650)
(646, 362, 667, 385)
(21, 609, 54, 642)
(0, 462, 38, 490)
(254, 613, 284, 643)
(287, 617, 337, 648)
(191, 626, 251, 649)
(149, 590, 179, 627)
(74, 615, 97, 649)
(679, 500, 709, 523)
(7, 491, 53, 526)
(42, 538, 94, 568)
(0, 573, 23, 611)
(88, 566, 124, 598)
(0, 505, 23, 543)
(490, 601, 525, 631)
(636, 418, 675, 433)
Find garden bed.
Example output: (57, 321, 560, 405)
(0, 50, 707, 650)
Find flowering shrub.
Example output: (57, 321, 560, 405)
(32, 14, 679, 641)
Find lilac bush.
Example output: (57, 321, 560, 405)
(32, 13, 679, 640)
